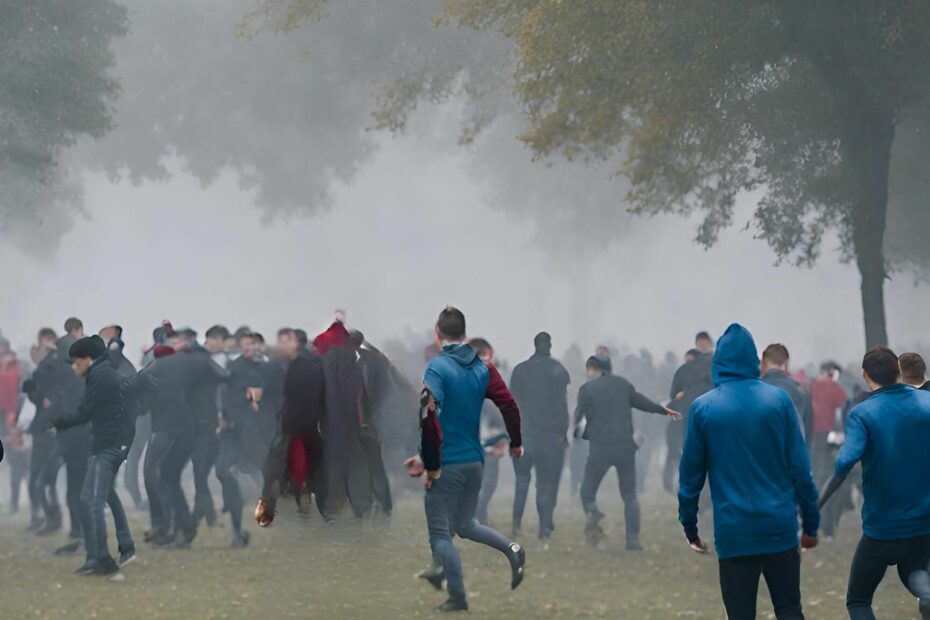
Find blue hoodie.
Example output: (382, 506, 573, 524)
(835, 384, 930, 540)
(678, 324, 819, 559)
(423, 343, 490, 465)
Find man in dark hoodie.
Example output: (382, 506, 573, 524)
(406, 307, 525, 612)
(819, 347, 930, 620)
(52, 336, 136, 576)
(575, 356, 680, 550)
(678, 323, 819, 620)
(761, 343, 812, 441)
(664, 336, 714, 494)
(509, 332, 570, 541)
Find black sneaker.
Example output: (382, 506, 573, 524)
(417, 566, 445, 591)
(438, 596, 468, 612)
(231, 531, 250, 548)
(625, 540, 644, 552)
(150, 534, 177, 549)
(89, 557, 119, 577)
(118, 549, 137, 567)
(74, 561, 96, 575)
(507, 542, 526, 590)
(54, 540, 83, 556)
(25, 517, 44, 533)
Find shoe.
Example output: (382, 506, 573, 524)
(35, 517, 63, 537)
(89, 557, 119, 577)
(417, 566, 445, 591)
(54, 540, 83, 556)
(585, 510, 606, 530)
(150, 534, 176, 549)
(231, 531, 250, 548)
(438, 596, 468, 612)
(25, 518, 44, 533)
(118, 549, 137, 567)
(74, 561, 96, 575)
(507, 542, 526, 590)
(255, 498, 275, 528)
(919, 597, 930, 620)
(625, 540, 644, 552)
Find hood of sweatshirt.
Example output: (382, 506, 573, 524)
(712, 323, 761, 386)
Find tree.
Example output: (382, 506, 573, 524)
(0, 0, 127, 255)
(441, 0, 930, 347)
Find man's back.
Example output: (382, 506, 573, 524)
(811, 376, 847, 434)
(679, 324, 818, 559)
(424, 344, 489, 466)
(577, 374, 662, 447)
(837, 385, 930, 540)
(510, 354, 570, 442)
(763, 369, 812, 439)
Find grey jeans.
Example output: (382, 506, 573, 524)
(424, 461, 513, 597)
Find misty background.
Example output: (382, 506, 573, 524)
(2, 0, 929, 369)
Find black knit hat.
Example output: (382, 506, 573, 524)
(69, 335, 107, 360)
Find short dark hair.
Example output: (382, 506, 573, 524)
(234, 325, 251, 339)
(64, 317, 83, 334)
(862, 346, 899, 387)
(237, 332, 257, 345)
(277, 327, 295, 339)
(762, 343, 790, 367)
(899, 352, 927, 385)
(38, 327, 57, 342)
(469, 338, 492, 356)
(436, 307, 466, 341)
(294, 329, 309, 347)
(205, 325, 230, 341)
(102, 324, 123, 338)
(695, 331, 712, 343)
(252, 332, 265, 345)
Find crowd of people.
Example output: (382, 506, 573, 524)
(0, 309, 929, 619)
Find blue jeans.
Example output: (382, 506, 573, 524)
(424, 462, 513, 598)
(81, 446, 134, 563)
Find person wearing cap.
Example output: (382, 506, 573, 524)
(574, 355, 681, 550)
(508, 332, 571, 541)
(51, 335, 136, 576)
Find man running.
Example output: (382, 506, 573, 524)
(819, 346, 930, 620)
(678, 323, 819, 620)
(405, 306, 525, 612)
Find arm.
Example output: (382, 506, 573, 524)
(52, 375, 98, 430)
(573, 386, 588, 437)
(784, 397, 819, 538)
(631, 389, 668, 415)
(669, 366, 684, 400)
(485, 364, 522, 449)
(678, 403, 706, 545)
(419, 388, 442, 473)
(820, 410, 868, 509)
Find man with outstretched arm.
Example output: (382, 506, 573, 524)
(819, 347, 930, 620)
(678, 323, 819, 620)
(404, 306, 526, 613)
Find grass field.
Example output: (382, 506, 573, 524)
(0, 478, 922, 619)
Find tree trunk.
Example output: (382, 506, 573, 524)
(839, 100, 895, 348)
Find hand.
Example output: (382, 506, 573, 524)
(403, 456, 425, 478)
(664, 407, 682, 421)
(215, 419, 227, 435)
(801, 532, 818, 550)
(675, 391, 685, 401)
(425, 469, 441, 489)
(688, 537, 709, 554)
(510, 446, 524, 459)
(490, 440, 507, 458)
(43, 398, 51, 409)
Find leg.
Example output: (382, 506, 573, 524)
(476, 456, 499, 526)
(569, 438, 588, 497)
(79, 455, 99, 564)
(10, 449, 29, 513)
(617, 452, 641, 546)
(108, 483, 134, 556)
(424, 465, 467, 600)
(535, 442, 565, 538)
(663, 425, 683, 494)
(761, 548, 804, 619)
(162, 435, 195, 542)
(579, 445, 612, 516)
(191, 426, 218, 527)
(895, 535, 930, 618)
(511, 449, 534, 535)
(454, 463, 516, 555)
(214, 430, 244, 537)
(65, 452, 89, 539)
(27, 433, 50, 525)
(124, 414, 149, 509)
(719, 555, 763, 620)
(143, 432, 172, 538)
(361, 431, 392, 515)
(846, 535, 893, 620)
(83, 449, 123, 564)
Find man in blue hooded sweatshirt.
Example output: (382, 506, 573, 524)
(678, 323, 819, 620)
(819, 346, 930, 620)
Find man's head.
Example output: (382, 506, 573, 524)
(585, 356, 606, 380)
(469, 338, 494, 364)
(37, 327, 57, 350)
(861, 346, 900, 389)
(204, 325, 230, 354)
(98, 324, 123, 344)
(684, 348, 701, 363)
(899, 352, 927, 388)
(534, 332, 552, 356)
(64, 317, 84, 338)
(276, 328, 300, 361)
(695, 331, 714, 354)
(239, 333, 259, 360)
(435, 306, 466, 344)
(761, 343, 790, 375)
(68, 335, 106, 377)
(348, 329, 365, 351)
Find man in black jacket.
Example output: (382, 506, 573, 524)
(52, 336, 135, 576)
(664, 341, 714, 493)
(574, 356, 680, 550)
(761, 344, 812, 440)
(509, 332, 571, 541)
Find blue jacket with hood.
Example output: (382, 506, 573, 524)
(678, 323, 819, 559)
(424, 343, 491, 466)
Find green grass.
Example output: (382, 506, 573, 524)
(0, 486, 922, 619)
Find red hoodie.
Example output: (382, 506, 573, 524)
(313, 321, 350, 355)
(0, 352, 21, 417)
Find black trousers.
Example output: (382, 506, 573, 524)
(718, 548, 803, 620)
(215, 429, 245, 534)
(191, 424, 219, 526)
(663, 424, 684, 493)
(579, 443, 639, 542)
(28, 430, 59, 521)
(124, 413, 150, 509)
(512, 439, 565, 537)
(846, 533, 930, 619)
(8, 447, 29, 513)
(144, 430, 194, 539)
